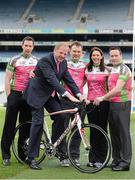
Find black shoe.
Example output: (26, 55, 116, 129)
(112, 165, 130, 171)
(111, 163, 117, 168)
(30, 160, 42, 170)
(3, 159, 10, 166)
(25, 158, 41, 170)
(108, 160, 119, 168)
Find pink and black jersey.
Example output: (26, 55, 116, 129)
(64, 61, 85, 94)
(7, 54, 38, 92)
(85, 66, 109, 101)
(108, 63, 131, 102)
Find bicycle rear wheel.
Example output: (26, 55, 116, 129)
(12, 121, 46, 164)
(67, 124, 111, 173)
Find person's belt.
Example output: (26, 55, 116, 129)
(89, 101, 94, 104)
(11, 90, 24, 94)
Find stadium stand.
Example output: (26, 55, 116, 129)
(29, 0, 79, 27)
(80, 0, 133, 30)
(0, 0, 133, 65)
(0, 0, 133, 30)
(0, 0, 30, 28)
(0, 0, 134, 109)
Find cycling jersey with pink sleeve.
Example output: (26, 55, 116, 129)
(85, 66, 109, 101)
(7, 54, 38, 91)
(108, 63, 131, 102)
(64, 61, 85, 94)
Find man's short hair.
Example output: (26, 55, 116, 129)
(54, 42, 69, 50)
(70, 41, 83, 49)
(109, 46, 122, 54)
(22, 36, 34, 45)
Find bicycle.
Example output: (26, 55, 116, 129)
(12, 101, 111, 173)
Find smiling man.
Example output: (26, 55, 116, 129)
(24, 42, 83, 170)
(1, 36, 38, 166)
(94, 46, 132, 171)
(61, 41, 85, 166)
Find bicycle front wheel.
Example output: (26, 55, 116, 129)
(12, 121, 46, 164)
(67, 124, 111, 173)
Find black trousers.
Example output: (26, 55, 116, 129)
(109, 101, 132, 166)
(60, 98, 86, 159)
(1, 90, 31, 160)
(86, 101, 109, 163)
(28, 96, 68, 160)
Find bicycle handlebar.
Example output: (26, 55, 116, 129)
(45, 99, 85, 117)
(47, 108, 78, 116)
(45, 98, 95, 117)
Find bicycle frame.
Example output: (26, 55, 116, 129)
(12, 102, 111, 173)
(44, 107, 90, 151)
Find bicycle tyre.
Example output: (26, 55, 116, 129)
(67, 123, 111, 173)
(12, 121, 46, 165)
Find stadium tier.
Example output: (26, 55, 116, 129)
(0, 0, 133, 65)
(0, 50, 132, 64)
(0, 0, 134, 110)
(0, 0, 133, 31)
(81, 0, 133, 30)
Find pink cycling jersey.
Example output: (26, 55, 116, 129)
(108, 63, 131, 102)
(85, 66, 109, 101)
(64, 61, 85, 94)
(7, 54, 38, 91)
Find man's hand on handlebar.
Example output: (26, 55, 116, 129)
(77, 94, 85, 102)
(66, 93, 80, 103)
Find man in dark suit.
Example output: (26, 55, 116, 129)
(24, 42, 83, 169)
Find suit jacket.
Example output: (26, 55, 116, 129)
(24, 52, 80, 109)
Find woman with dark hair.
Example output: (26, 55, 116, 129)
(85, 47, 110, 168)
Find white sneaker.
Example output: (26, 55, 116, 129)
(73, 159, 80, 166)
(60, 159, 70, 167)
(87, 162, 94, 167)
(94, 162, 103, 168)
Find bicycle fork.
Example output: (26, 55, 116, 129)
(76, 113, 91, 150)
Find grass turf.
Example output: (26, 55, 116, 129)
(0, 107, 135, 179)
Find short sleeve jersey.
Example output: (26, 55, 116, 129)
(108, 63, 132, 102)
(7, 54, 38, 91)
(64, 61, 85, 94)
(85, 66, 109, 101)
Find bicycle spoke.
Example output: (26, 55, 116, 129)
(67, 124, 111, 173)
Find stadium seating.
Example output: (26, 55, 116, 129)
(30, 0, 79, 27)
(0, 0, 133, 30)
(0, 0, 30, 28)
(80, 0, 133, 29)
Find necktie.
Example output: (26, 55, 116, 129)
(51, 62, 60, 97)
(56, 61, 60, 72)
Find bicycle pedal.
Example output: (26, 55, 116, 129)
(40, 144, 45, 150)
